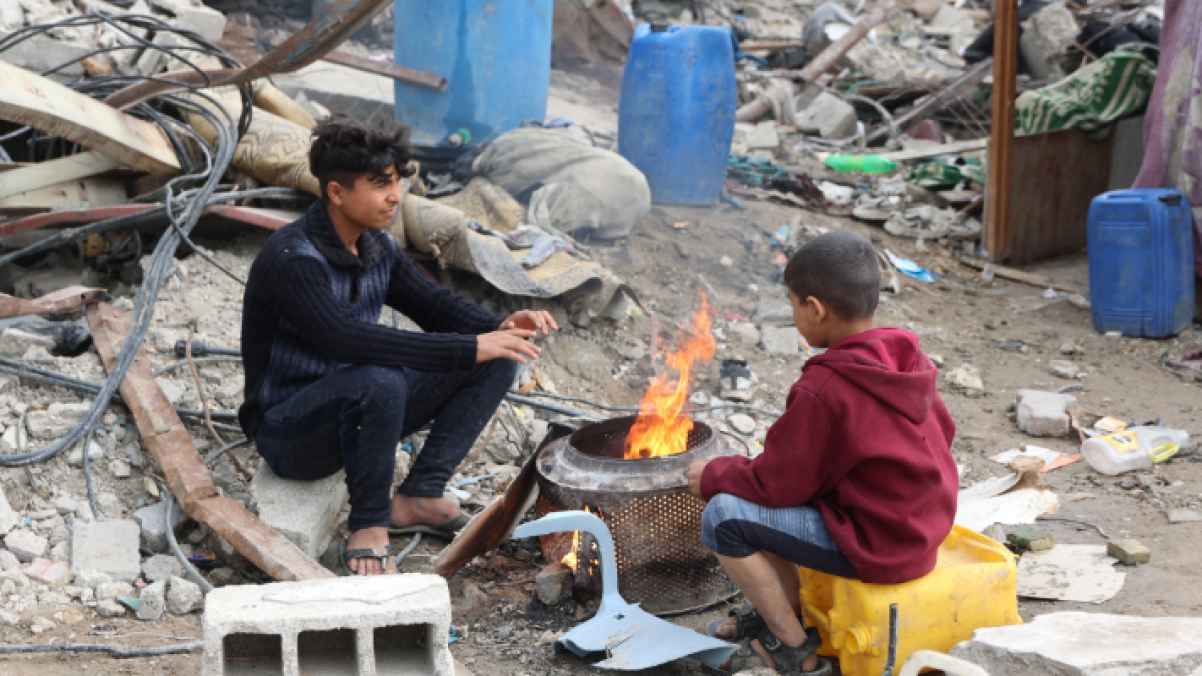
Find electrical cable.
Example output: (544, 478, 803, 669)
(164, 487, 214, 594)
(394, 532, 422, 568)
(0, 640, 203, 658)
(81, 427, 102, 519)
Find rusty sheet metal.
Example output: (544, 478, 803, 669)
(86, 302, 331, 581)
(0, 286, 105, 319)
(104, 0, 396, 110)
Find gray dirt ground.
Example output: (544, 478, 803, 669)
(3, 69, 1201, 676)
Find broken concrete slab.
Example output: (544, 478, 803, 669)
(795, 91, 857, 140)
(761, 326, 799, 355)
(0, 485, 17, 536)
(133, 500, 186, 554)
(736, 121, 781, 150)
(1020, 1, 1079, 82)
(1017, 544, 1125, 604)
(1167, 509, 1202, 524)
(24, 557, 70, 586)
(1015, 389, 1076, 437)
(1107, 539, 1150, 566)
(952, 611, 1202, 675)
(70, 520, 141, 583)
(250, 460, 348, 560)
(946, 364, 985, 397)
(4, 529, 48, 563)
(145, 0, 227, 42)
(137, 579, 166, 621)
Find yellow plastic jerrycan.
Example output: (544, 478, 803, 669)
(799, 525, 1022, 676)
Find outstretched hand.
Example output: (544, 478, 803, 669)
(686, 459, 709, 498)
(477, 328, 541, 364)
(500, 309, 559, 337)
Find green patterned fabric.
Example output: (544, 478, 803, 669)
(1015, 49, 1157, 136)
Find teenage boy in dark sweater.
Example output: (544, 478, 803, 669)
(687, 231, 957, 674)
(240, 117, 557, 575)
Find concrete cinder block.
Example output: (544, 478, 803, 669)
(795, 91, 858, 140)
(250, 460, 348, 560)
(202, 574, 453, 676)
(70, 520, 141, 583)
(1015, 389, 1076, 437)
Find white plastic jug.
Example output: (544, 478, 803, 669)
(1081, 426, 1190, 476)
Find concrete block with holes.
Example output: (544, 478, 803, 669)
(202, 574, 453, 676)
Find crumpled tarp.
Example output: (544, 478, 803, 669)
(1015, 49, 1157, 137)
(1133, 0, 1202, 280)
(471, 126, 650, 241)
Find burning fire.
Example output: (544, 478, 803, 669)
(624, 293, 716, 459)
(561, 506, 591, 572)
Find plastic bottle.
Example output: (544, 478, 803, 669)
(1081, 426, 1190, 476)
(823, 154, 898, 174)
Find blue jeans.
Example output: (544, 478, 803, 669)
(254, 360, 517, 531)
(701, 493, 857, 578)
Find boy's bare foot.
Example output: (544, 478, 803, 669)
(749, 636, 821, 673)
(390, 494, 461, 528)
(346, 526, 392, 575)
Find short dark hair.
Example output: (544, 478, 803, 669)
(309, 115, 414, 199)
(783, 231, 880, 319)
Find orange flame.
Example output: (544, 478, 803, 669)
(624, 293, 715, 459)
(561, 506, 591, 571)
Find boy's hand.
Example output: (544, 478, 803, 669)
(500, 310, 559, 337)
(686, 459, 709, 498)
(477, 328, 540, 364)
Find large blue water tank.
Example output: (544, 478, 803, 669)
(1087, 188, 1196, 337)
(618, 24, 736, 206)
(393, 1, 553, 146)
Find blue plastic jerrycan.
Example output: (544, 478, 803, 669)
(393, 0, 554, 147)
(618, 24, 737, 206)
(1087, 188, 1196, 337)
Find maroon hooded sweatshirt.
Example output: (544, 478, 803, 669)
(700, 327, 957, 583)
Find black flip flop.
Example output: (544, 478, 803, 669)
(387, 512, 469, 540)
(757, 625, 833, 675)
(337, 541, 396, 576)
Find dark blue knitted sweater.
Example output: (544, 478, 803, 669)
(238, 202, 500, 437)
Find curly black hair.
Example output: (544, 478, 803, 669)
(309, 115, 415, 200)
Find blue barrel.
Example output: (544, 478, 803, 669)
(1087, 188, 1196, 337)
(393, 1, 553, 146)
(618, 24, 736, 206)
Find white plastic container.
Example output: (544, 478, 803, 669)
(1081, 426, 1190, 476)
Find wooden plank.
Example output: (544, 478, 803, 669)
(0, 177, 128, 213)
(959, 256, 1083, 294)
(798, 9, 887, 82)
(1003, 129, 1113, 262)
(985, 0, 1018, 261)
(0, 61, 181, 175)
(0, 286, 105, 319)
(0, 152, 123, 201)
(86, 302, 332, 582)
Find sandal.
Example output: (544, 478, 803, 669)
(337, 540, 397, 576)
(388, 513, 469, 540)
(706, 602, 767, 641)
(756, 625, 833, 675)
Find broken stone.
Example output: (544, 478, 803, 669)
(26, 402, 89, 440)
(166, 575, 203, 615)
(24, 558, 70, 586)
(1006, 526, 1055, 553)
(29, 616, 55, 634)
(66, 439, 106, 467)
(737, 121, 780, 150)
(534, 562, 572, 606)
(136, 580, 166, 621)
(207, 567, 237, 587)
(95, 599, 126, 618)
(728, 413, 757, 436)
(0, 549, 20, 572)
(49, 542, 68, 562)
(795, 91, 857, 140)
(730, 322, 761, 346)
(95, 581, 134, 602)
(109, 459, 132, 479)
(0, 424, 26, 454)
(250, 460, 348, 559)
(753, 300, 793, 325)
(70, 520, 141, 583)
(133, 501, 186, 555)
(1107, 539, 1150, 566)
(0, 609, 18, 626)
(75, 569, 111, 589)
(4, 530, 48, 563)
(946, 364, 985, 396)
(1049, 360, 1083, 380)
(0, 328, 54, 358)
(953, 611, 1202, 675)
(1020, 1, 1079, 82)
(53, 496, 78, 516)
(761, 326, 799, 355)
(1059, 342, 1083, 356)
(1015, 389, 1076, 437)
(0, 485, 17, 535)
(141, 554, 183, 583)
(1167, 509, 1202, 524)
(146, 0, 227, 42)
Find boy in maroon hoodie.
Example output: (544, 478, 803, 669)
(687, 231, 957, 675)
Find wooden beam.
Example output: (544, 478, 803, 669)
(0, 61, 181, 176)
(798, 9, 887, 83)
(0, 152, 123, 201)
(985, 0, 1018, 261)
(86, 303, 333, 581)
(0, 286, 105, 319)
(879, 138, 989, 162)
(321, 50, 447, 91)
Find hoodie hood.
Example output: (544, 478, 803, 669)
(804, 327, 936, 424)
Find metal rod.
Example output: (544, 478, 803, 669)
(882, 602, 900, 676)
(321, 50, 447, 91)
